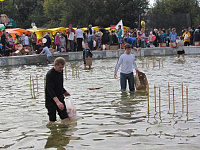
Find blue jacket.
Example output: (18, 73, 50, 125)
(126, 37, 136, 48)
(169, 32, 177, 42)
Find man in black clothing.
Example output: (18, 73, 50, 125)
(45, 57, 70, 123)
(1, 30, 6, 56)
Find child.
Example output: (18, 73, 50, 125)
(83, 43, 93, 69)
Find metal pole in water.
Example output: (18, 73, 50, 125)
(154, 85, 156, 112)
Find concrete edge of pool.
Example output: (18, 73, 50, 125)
(0, 46, 200, 67)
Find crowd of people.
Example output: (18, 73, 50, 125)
(1, 23, 200, 57)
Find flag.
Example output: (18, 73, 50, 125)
(115, 19, 124, 35)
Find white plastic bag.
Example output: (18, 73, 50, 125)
(65, 97, 77, 119)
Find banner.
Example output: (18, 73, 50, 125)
(115, 19, 124, 35)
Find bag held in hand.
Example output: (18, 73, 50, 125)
(65, 97, 77, 119)
(86, 57, 92, 66)
(134, 71, 148, 90)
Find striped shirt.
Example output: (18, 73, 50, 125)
(115, 53, 138, 74)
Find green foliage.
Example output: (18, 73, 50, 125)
(1, 0, 199, 29)
(150, 0, 200, 27)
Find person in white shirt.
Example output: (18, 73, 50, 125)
(40, 45, 52, 63)
(114, 43, 139, 91)
(24, 34, 29, 46)
(75, 26, 83, 51)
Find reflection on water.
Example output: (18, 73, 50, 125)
(0, 56, 200, 150)
(45, 122, 77, 149)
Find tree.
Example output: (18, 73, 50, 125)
(150, 0, 200, 27)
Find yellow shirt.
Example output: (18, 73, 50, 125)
(182, 32, 191, 42)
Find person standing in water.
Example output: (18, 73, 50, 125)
(114, 43, 139, 92)
(45, 57, 70, 124)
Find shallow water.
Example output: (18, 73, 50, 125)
(0, 56, 200, 150)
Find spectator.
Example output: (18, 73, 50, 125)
(40, 45, 53, 63)
(101, 30, 110, 49)
(55, 32, 61, 52)
(31, 32, 37, 51)
(169, 28, 178, 47)
(95, 29, 102, 50)
(66, 24, 75, 51)
(153, 29, 159, 47)
(59, 33, 67, 52)
(182, 28, 191, 46)
(124, 37, 138, 51)
(87, 24, 94, 50)
(75, 26, 83, 51)
(1, 30, 6, 56)
(110, 30, 118, 46)
(24, 34, 29, 46)
(7, 34, 14, 48)
(116, 25, 123, 49)
(193, 29, 200, 45)
(43, 33, 52, 48)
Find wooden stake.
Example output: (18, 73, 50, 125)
(72, 64, 75, 77)
(30, 75, 33, 98)
(147, 84, 149, 116)
(65, 63, 67, 79)
(76, 65, 78, 78)
(159, 87, 161, 114)
(142, 58, 144, 68)
(154, 85, 156, 112)
(32, 78, 36, 99)
(186, 86, 188, 115)
(78, 65, 80, 78)
(152, 57, 155, 68)
(159, 58, 161, 69)
(146, 57, 148, 68)
(36, 75, 38, 94)
(173, 86, 175, 115)
(182, 82, 184, 112)
(168, 82, 170, 110)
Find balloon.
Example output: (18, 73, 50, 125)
(32, 26, 37, 31)
(141, 21, 145, 27)
(0, 24, 5, 30)
(42, 38, 47, 43)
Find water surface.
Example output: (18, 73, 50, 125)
(0, 56, 200, 150)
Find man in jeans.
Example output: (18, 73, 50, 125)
(114, 43, 139, 91)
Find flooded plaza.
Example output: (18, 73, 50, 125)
(0, 55, 200, 150)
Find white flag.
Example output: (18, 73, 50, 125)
(115, 19, 124, 35)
